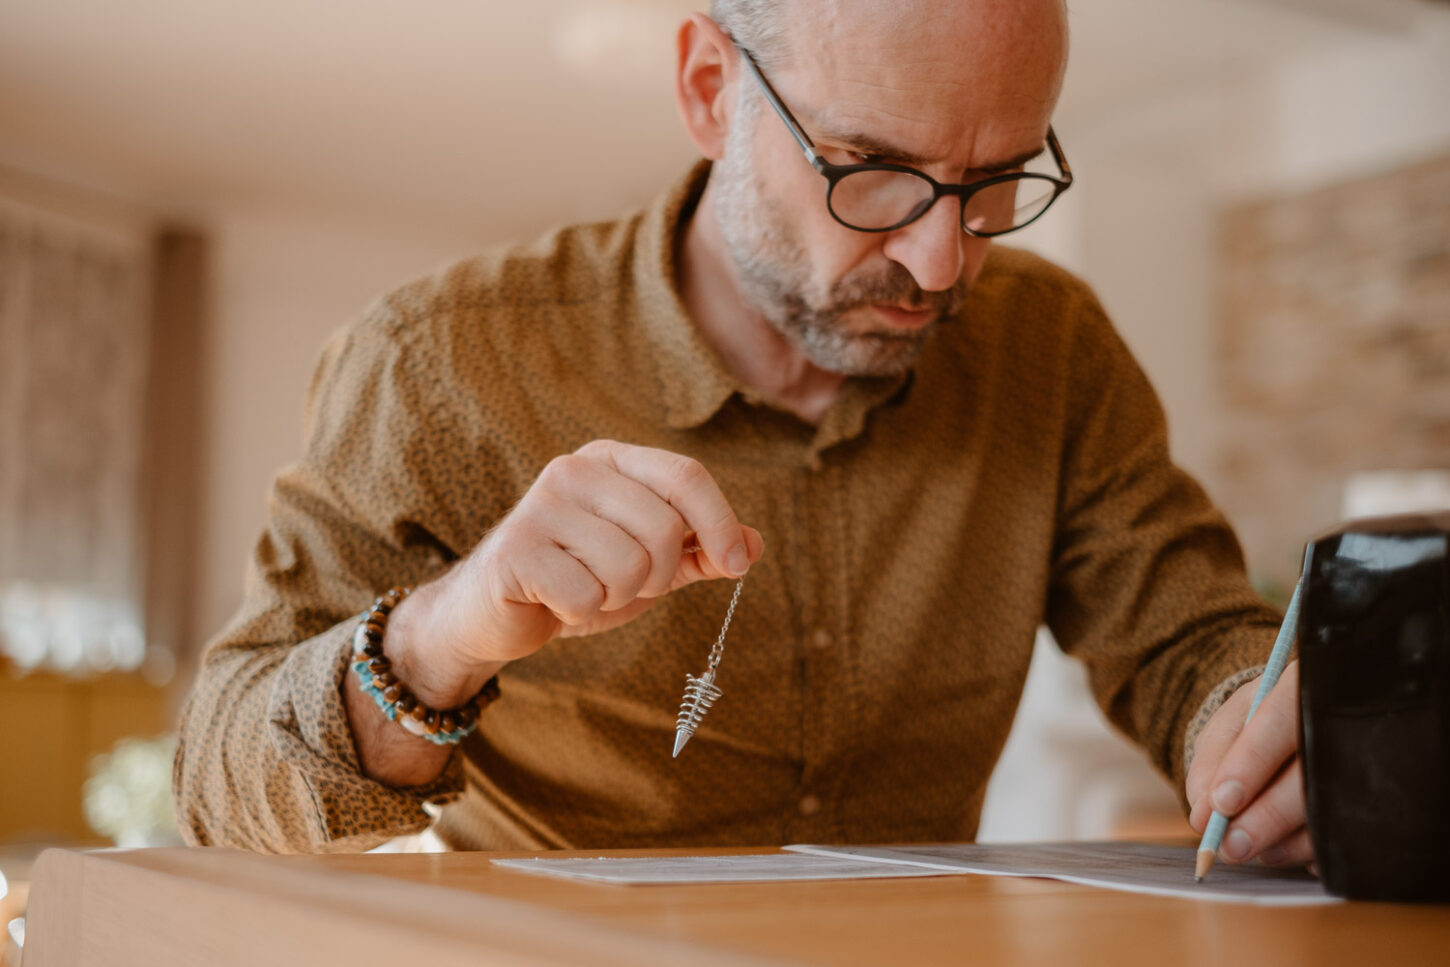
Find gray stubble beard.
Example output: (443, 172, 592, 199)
(711, 100, 962, 378)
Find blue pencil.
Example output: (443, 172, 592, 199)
(1194, 572, 1306, 882)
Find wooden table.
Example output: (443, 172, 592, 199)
(22, 846, 1450, 966)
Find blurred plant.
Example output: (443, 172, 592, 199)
(83, 734, 183, 848)
(1251, 574, 1293, 612)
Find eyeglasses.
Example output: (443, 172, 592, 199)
(736, 45, 1073, 237)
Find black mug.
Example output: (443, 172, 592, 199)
(1299, 511, 1450, 902)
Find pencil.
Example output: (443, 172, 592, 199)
(1194, 568, 1306, 882)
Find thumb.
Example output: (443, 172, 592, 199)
(673, 526, 765, 588)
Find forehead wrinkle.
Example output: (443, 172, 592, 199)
(808, 96, 1048, 173)
(779, 3, 1063, 167)
(813, 107, 946, 162)
(818, 77, 973, 155)
(813, 94, 977, 167)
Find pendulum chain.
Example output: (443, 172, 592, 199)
(704, 578, 743, 675)
(672, 576, 744, 758)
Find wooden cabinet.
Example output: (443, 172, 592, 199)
(0, 672, 168, 844)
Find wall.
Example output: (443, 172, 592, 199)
(1210, 14, 1450, 586)
(1216, 153, 1450, 589)
(1218, 12, 1450, 201)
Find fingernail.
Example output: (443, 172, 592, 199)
(727, 545, 749, 575)
(1224, 828, 1253, 862)
(1212, 780, 1245, 814)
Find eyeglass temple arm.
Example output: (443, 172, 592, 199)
(736, 45, 822, 166)
(1047, 127, 1073, 186)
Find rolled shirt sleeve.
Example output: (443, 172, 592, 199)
(173, 312, 476, 853)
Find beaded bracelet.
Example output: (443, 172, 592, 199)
(351, 587, 500, 746)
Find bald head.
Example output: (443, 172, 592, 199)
(712, 0, 1068, 99)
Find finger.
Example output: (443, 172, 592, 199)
(535, 450, 695, 598)
(1219, 758, 1308, 865)
(1257, 827, 1315, 869)
(1187, 680, 1259, 826)
(547, 506, 656, 613)
(566, 467, 691, 599)
(673, 525, 765, 587)
(514, 541, 608, 627)
(584, 440, 751, 579)
(1204, 663, 1300, 819)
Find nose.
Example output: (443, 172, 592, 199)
(880, 195, 968, 294)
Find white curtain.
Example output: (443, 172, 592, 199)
(0, 195, 151, 671)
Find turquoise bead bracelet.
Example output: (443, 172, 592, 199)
(351, 587, 500, 746)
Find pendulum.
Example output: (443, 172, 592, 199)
(672, 577, 744, 758)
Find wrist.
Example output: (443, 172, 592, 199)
(383, 581, 507, 710)
(352, 587, 503, 747)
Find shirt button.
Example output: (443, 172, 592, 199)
(798, 795, 822, 816)
(809, 628, 833, 650)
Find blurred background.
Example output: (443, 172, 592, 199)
(0, 0, 1447, 937)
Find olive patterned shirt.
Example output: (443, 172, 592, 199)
(174, 162, 1279, 853)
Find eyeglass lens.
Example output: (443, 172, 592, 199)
(827, 169, 1059, 234)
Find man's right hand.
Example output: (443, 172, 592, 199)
(346, 440, 763, 783)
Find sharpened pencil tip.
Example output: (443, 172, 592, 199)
(1195, 849, 1215, 882)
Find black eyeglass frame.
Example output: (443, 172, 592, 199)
(736, 45, 1074, 237)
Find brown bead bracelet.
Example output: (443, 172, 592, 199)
(351, 587, 500, 745)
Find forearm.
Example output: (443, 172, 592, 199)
(1115, 610, 1277, 796)
(344, 578, 507, 788)
(1045, 300, 1283, 795)
(1049, 462, 1280, 794)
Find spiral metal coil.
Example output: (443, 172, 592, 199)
(673, 670, 723, 758)
(670, 573, 743, 758)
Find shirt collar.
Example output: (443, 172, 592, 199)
(633, 160, 738, 430)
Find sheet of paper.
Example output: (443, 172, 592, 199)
(785, 842, 1340, 906)
(491, 853, 956, 885)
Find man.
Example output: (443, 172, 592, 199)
(176, 0, 1314, 871)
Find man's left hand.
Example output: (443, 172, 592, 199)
(1185, 660, 1316, 872)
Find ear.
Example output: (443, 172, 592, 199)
(674, 13, 738, 161)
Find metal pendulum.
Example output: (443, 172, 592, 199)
(672, 577, 744, 758)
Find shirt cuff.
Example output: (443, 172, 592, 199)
(265, 615, 466, 849)
(1182, 664, 1267, 774)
